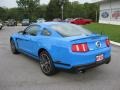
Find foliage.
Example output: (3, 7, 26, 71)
(46, 0, 61, 20)
(0, 7, 7, 21)
(0, 0, 99, 22)
(45, 0, 99, 21)
(16, 0, 40, 21)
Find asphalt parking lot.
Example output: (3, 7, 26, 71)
(0, 26, 120, 90)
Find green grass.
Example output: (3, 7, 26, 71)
(83, 23, 120, 43)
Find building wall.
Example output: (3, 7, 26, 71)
(99, 0, 120, 25)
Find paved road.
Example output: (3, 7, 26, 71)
(0, 26, 120, 90)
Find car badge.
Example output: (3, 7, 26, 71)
(96, 41, 101, 48)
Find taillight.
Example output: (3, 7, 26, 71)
(106, 39, 110, 47)
(72, 43, 89, 52)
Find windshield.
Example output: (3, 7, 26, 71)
(49, 23, 92, 37)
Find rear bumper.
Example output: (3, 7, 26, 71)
(71, 57, 111, 71)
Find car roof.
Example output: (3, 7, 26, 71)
(33, 22, 66, 27)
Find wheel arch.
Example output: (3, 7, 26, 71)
(10, 37, 13, 41)
(38, 48, 54, 60)
(38, 48, 48, 57)
(10, 37, 16, 42)
(10, 37, 18, 49)
(10, 37, 16, 44)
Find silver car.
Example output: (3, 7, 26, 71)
(0, 20, 3, 30)
(22, 19, 30, 26)
(37, 18, 45, 23)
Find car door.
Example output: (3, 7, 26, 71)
(27, 27, 51, 56)
(16, 26, 32, 52)
(16, 25, 41, 56)
(24, 25, 41, 56)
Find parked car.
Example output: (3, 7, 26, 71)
(22, 19, 30, 26)
(7, 19, 17, 26)
(10, 22, 111, 76)
(4, 21, 9, 26)
(84, 19, 93, 23)
(53, 18, 61, 22)
(37, 18, 45, 23)
(0, 20, 3, 30)
(71, 18, 93, 25)
(64, 18, 73, 23)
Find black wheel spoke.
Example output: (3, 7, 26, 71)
(10, 40, 19, 54)
(39, 51, 58, 76)
(11, 41, 15, 52)
(45, 64, 50, 72)
(40, 53, 51, 74)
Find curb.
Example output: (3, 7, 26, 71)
(110, 41, 120, 47)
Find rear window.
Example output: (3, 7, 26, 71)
(49, 23, 92, 37)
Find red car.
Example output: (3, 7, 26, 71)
(70, 18, 92, 25)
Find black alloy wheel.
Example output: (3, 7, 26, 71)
(39, 51, 58, 76)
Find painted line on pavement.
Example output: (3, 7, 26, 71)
(111, 41, 120, 47)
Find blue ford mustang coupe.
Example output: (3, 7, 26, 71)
(10, 22, 111, 76)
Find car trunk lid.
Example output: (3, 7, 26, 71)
(66, 34, 108, 51)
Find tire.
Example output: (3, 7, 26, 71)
(105, 59, 111, 64)
(39, 51, 58, 76)
(105, 57, 111, 64)
(10, 40, 19, 54)
(0, 26, 2, 30)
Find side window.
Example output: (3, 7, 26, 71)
(25, 25, 40, 36)
(41, 28, 51, 36)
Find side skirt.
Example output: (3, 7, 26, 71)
(18, 49, 40, 61)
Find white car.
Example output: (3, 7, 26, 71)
(37, 18, 45, 23)
(22, 19, 30, 26)
(65, 18, 73, 23)
(53, 18, 61, 22)
(0, 23, 3, 30)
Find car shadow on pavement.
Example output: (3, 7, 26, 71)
(17, 53, 108, 82)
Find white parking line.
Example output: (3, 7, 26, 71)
(111, 41, 120, 47)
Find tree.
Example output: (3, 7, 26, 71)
(16, 0, 40, 9)
(61, 0, 71, 19)
(16, 0, 40, 21)
(83, 3, 99, 21)
(70, 2, 85, 18)
(0, 0, 99, 22)
(46, 0, 71, 20)
(35, 5, 47, 18)
(46, 0, 61, 20)
(0, 7, 7, 21)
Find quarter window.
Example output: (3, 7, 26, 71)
(41, 28, 51, 36)
(25, 25, 40, 36)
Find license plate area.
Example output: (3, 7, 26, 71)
(96, 54, 104, 62)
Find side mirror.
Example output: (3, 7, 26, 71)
(23, 31, 26, 35)
(18, 31, 26, 35)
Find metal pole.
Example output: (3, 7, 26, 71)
(96, 10, 98, 22)
(61, 5, 64, 20)
(110, 0, 112, 21)
(96, 2, 99, 22)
